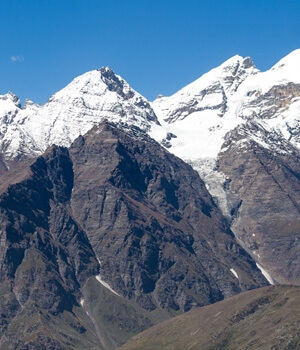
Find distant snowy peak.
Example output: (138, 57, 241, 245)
(235, 50, 300, 114)
(0, 67, 159, 162)
(35, 66, 159, 147)
(153, 55, 258, 124)
(0, 92, 21, 124)
(153, 50, 300, 125)
(152, 50, 300, 158)
(232, 50, 300, 149)
(213, 55, 257, 92)
(47, 66, 158, 124)
(0, 92, 21, 108)
(1, 51, 300, 164)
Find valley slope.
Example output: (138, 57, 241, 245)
(119, 285, 300, 350)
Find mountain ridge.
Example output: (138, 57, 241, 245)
(0, 50, 299, 283)
(1, 50, 300, 163)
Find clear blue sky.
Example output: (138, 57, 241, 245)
(1, 0, 299, 104)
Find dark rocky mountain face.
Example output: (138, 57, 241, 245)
(69, 122, 267, 311)
(0, 147, 101, 349)
(217, 123, 300, 285)
(0, 121, 268, 349)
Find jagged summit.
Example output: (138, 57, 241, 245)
(0, 92, 21, 108)
(50, 66, 154, 109)
(0, 92, 21, 118)
(98, 66, 113, 73)
(0, 67, 159, 162)
(152, 54, 258, 125)
(218, 54, 256, 71)
(152, 50, 300, 159)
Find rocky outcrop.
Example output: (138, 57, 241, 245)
(239, 83, 300, 120)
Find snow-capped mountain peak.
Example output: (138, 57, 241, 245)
(1, 50, 299, 167)
(0, 92, 22, 124)
(218, 54, 256, 74)
(0, 93, 23, 139)
(150, 51, 300, 230)
(152, 54, 258, 125)
(152, 50, 300, 159)
(0, 67, 159, 162)
(0, 92, 21, 108)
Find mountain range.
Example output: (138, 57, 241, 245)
(0, 49, 299, 349)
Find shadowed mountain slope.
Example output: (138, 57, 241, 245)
(0, 121, 268, 349)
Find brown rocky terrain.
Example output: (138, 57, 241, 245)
(0, 121, 268, 349)
(218, 122, 300, 285)
(119, 285, 300, 350)
(69, 122, 268, 311)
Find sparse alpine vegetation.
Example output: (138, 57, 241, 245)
(119, 285, 300, 350)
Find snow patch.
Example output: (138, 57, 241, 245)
(79, 298, 90, 317)
(253, 250, 261, 259)
(256, 263, 275, 285)
(95, 275, 120, 296)
(96, 257, 120, 296)
(230, 268, 239, 279)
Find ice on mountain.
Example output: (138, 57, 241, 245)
(256, 263, 275, 285)
(0, 67, 159, 161)
(0, 50, 299, 172)
(230, 268, 239, 279)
